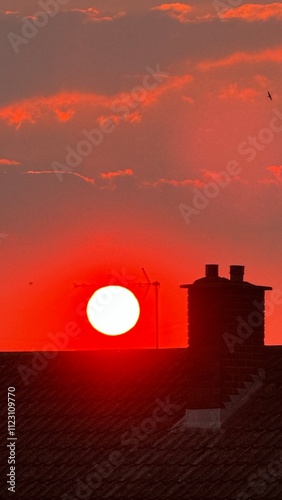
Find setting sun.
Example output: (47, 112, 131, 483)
(86, 286, 140, 336)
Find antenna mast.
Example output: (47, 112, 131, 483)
(141, 268, 160, 349)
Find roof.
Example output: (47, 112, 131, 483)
(180, 265, 272, 289)
(180, 277, 272, 290)
(0, 347, 282, 499)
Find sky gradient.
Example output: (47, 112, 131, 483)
(1, 0, 282, 350)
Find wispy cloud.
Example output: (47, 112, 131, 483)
(203, 169, 244, 183)
(198, 46, 282, 71)
(151, 3, 193, 23)
(141, 170, 244, 189)
(219, 83, 260, 101)
(267, 165, 282, 182)
(181, 95, 194, 104)
(0, 73, 192, 128)
(0, 92, 108, 128)
(258, 166, 282, 185)
(0, 158, 20, 166)
(97, 112, 142, 126)
(71, 8, 125, 22)
(140, 177, 204, 188)
(4, 11, 19, 16)
(222, 3, 282, 22)
(25, 170, 95, 185)
(100, 169, 133, 180)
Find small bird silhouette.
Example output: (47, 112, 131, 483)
(73, 282, 82, 289)
(267, 91, 272, 101)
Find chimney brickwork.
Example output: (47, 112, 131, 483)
(181, 265, 272, 408)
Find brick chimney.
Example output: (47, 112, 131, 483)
(180, 265, 272, 422)
(230, 265, 244, 283)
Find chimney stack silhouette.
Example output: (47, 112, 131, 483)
(205, 264, 218, 279)
(230, 265, 244, 283)
(180, 264, 272, 408)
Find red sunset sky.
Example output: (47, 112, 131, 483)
(0, 0, 282, 350)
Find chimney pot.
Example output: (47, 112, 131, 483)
(230, 265, 244, 283)
(205, 264, 219, 278)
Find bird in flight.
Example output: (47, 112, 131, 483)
(73, 282, 83, 288)
(267, 91, 272, 100)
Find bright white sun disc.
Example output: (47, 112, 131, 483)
(86, 286, 140, 336)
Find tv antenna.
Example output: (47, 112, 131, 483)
(72, 282, 97, 289)
(139, 268, 160, 349)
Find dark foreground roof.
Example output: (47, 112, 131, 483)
(0, 347, 282, 499)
